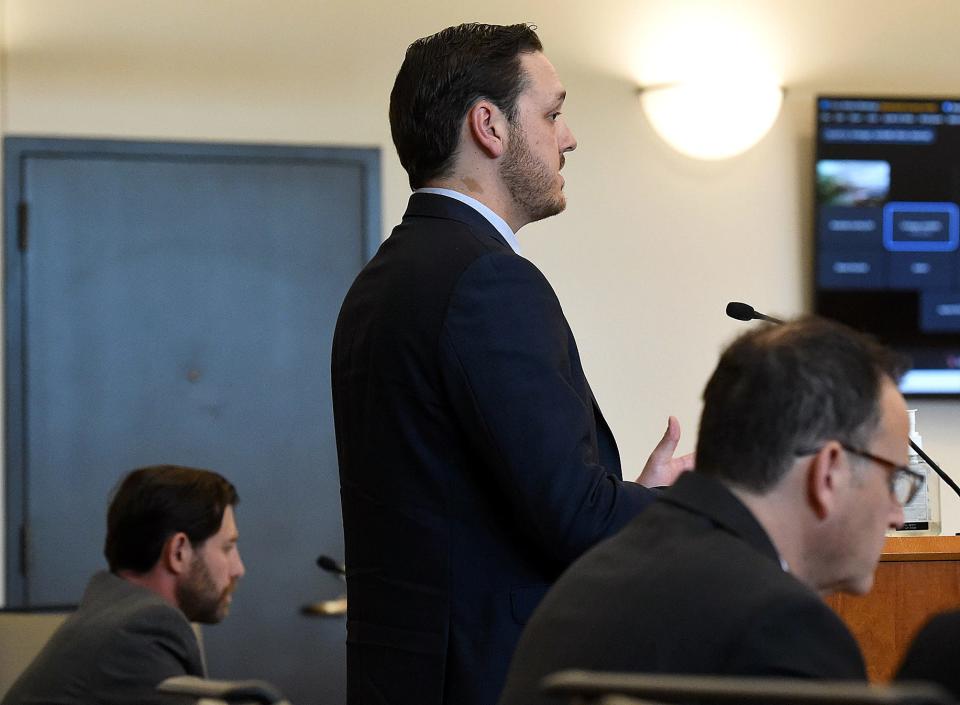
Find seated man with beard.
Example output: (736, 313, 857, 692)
(3, 465, 245, 705)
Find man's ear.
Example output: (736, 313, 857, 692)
(807, 441, 845, 521)
(466, 100, 508, 158)
(162, 532, 193, 576)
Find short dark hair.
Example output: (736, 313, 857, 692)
(389, 23, 543, 189)
(104, 465, 238, 573)
(695, 317, 906, 492)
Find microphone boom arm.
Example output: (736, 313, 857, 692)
(911, 439, 960, 499)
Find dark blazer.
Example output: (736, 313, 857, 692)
(497, 471, 867, 705)
(897, 609, 960, 699)
(331, 193, 654, 705)
(2, 571, 204, 705)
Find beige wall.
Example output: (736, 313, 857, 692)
(2, 0, 959, 604)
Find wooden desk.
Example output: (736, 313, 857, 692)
(825, 535, 960, 682)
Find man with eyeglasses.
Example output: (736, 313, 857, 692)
(498, 317, 912, 705)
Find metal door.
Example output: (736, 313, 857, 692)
(4, 137, 379, 705)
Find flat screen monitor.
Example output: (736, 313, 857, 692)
(814, 95, 960, 396)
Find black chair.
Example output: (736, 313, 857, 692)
(542, 670, 954, 705)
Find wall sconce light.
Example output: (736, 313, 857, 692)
(639, 79, 784, 160)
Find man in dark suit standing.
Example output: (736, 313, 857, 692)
(331, 22, 690, 705)
(498, 318, 917, 705)
(3, 465, 245, 705)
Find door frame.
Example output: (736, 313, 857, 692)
(2, 136, 381, 605)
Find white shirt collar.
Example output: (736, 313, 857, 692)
(415, 187, 521, 255)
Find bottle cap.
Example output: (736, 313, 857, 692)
(907, 409, 922, 448)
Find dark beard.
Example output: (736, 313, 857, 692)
(176, 555, 233, 624)
(499, 123, 565, 224)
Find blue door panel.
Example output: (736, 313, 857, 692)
(5, 138, 379, 705)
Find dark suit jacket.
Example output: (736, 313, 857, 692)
(497, 471, 867, 705)
(897, 609, 960, 699)
(2, 571, 204, 705)
(331, 193, 654, 705)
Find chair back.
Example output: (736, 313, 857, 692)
(542, 670, 954, 705)
(0, 608, 72, 697)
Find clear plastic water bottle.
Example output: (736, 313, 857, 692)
(892, 409, 941, 536)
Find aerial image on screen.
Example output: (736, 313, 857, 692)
(815, 96, 960, 395)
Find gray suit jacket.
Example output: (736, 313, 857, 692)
(3, 571, 205, 705)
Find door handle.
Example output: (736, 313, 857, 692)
(301, 595, 347, 617)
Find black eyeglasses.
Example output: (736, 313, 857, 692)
(795, 443, 925, 506)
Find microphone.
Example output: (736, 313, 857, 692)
(316, 554, 347, 579)
(725, 301, 960, 502)
(726, 301, 785, 325)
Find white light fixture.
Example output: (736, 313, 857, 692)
(639, 79, 784, 160)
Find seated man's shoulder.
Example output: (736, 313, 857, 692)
(76, 576, 200, 664)
(2, 583, 201, 705)
(78, 589, 203, 703)
(75, 573, 193, 637)
(610, 505, 790, 592)
(721, 584, 864, 679)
